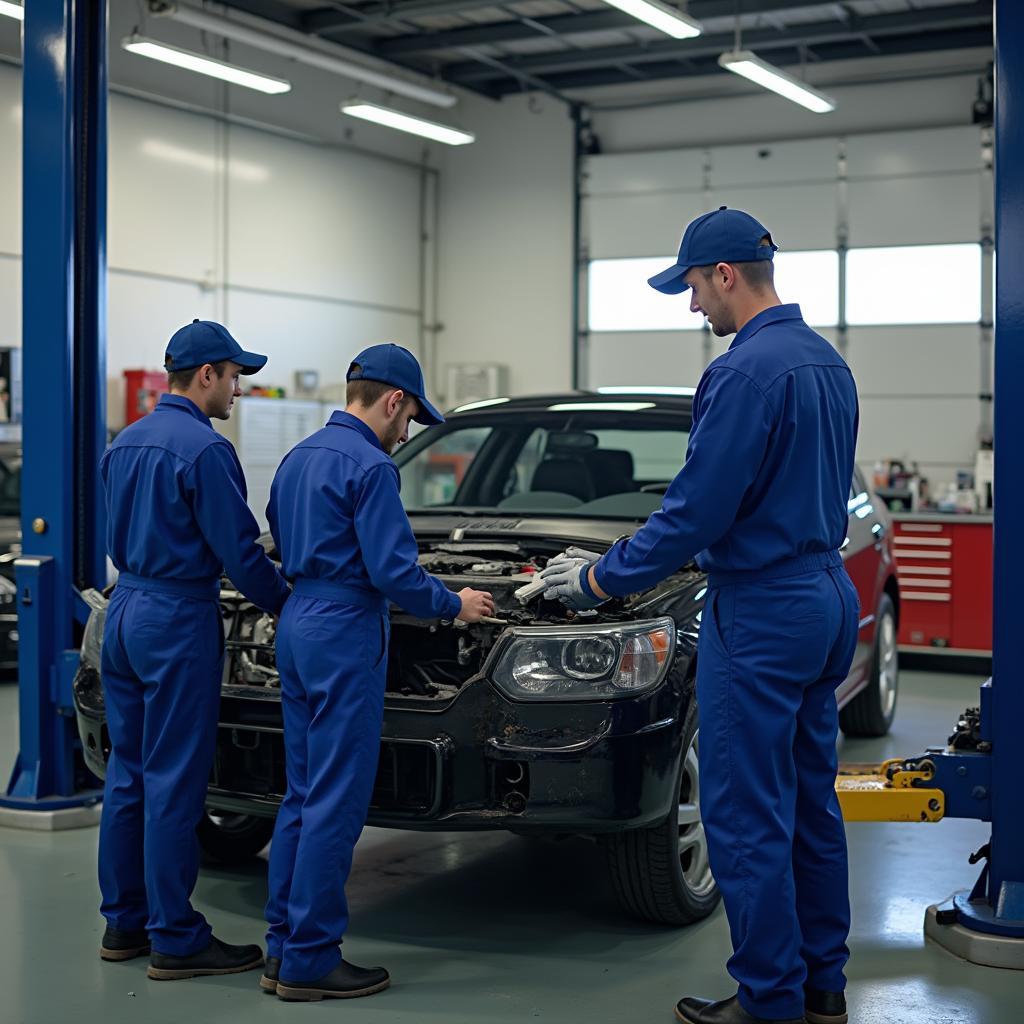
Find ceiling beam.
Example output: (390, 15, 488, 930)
(440, 2, 991, 82)
(302, 0, 512, 35)
(483, 26, 993, 95)
(305, 0, 836, 39)
(215, 0, 307, 30)
(372, 0, 843, 55)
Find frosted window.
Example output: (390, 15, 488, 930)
(846, 244, 982, 325)
(588, 250, 839, 331)
(773, 250, 839, 327)
(588, 258, 705, 332)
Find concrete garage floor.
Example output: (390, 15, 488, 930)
(1, 670, 1020, 1024)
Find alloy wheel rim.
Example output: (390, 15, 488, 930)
(677, 729, 715, 897)
(878, 611, 898, 718)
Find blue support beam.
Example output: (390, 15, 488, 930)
(929, 0, 1024, 943)
(982, 0, 1024, 930)
(1, 0, 108, 811)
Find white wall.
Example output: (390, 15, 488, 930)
(0, 61, 429, 431)
(435, 92, 575, 401)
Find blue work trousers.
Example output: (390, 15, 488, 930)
(264, 595, 388, 982)
(697, 565, 858, 1020)
(97, 586, 223, 955)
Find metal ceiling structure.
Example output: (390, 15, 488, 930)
(208, 0, 993, 101)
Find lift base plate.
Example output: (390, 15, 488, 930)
(0, 801, 101, 831)
(925, 903, 1024, 970)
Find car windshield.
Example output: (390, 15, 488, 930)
(396, 409, 691, 520)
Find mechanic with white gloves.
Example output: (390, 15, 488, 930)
(541, 208, 860, 1024)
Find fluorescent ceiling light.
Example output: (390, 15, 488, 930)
(0, 2, 23, 21)
(549, 402, 656, 412)
(718, 50, 835, 113)
(122, 37, 291, 95)
(453, 397, 510, 413)
(159, 3, 456, 110)
(601, 0, 701, 39)
(597, 386, 697, 395)
(341, 102, 474, 146)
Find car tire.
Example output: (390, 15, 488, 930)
(196, 809, 275, 864)
(604, 702, 720, 926)
(839, 593, 899, 738)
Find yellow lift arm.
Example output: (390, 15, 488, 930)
(836, 758, 946, 822)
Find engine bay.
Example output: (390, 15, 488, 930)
(221, 539, 673, 701)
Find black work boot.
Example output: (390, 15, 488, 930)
(805, 988, 848, 1024)
(276, 960, 390, 1001)
(147, 935, 264, 980)
(260, 956, 281, 994)
(674, 995, 804, 1024)
(100, 926, 151, 962)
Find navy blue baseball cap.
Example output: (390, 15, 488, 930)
(347, 343, 444, 426)
(164, 320, 268, 375)
(648, 207, 777, 295)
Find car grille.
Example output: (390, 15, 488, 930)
(211, 727, 443, 817)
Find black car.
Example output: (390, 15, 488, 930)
(74, 392, 899, 926)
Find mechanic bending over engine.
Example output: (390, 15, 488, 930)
(262, 343, 494, 1002)
(542, 209, 860, 1024)
(98, 321, 290, 979)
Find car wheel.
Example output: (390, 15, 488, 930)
(604, 703, 720, 926)
(839, 593, 898, 738)
(196, 809, 275, 864)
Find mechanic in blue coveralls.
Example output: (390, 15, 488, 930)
(262, 343, 495, 1002)
(98, 321, 289, 980)
(542, 209, 860, 1024)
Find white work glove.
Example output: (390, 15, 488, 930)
(538, 554, 606, 611)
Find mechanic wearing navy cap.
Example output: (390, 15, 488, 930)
(262, 343, 494, 1001)
(542, 209, 860, 1024)
(97, 321, 290, 979)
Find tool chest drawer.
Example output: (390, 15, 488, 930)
(890, 515, 992, 654)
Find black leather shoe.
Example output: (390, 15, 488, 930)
(147, 936, 264, 980)
(276, 960, 390, 1001)
(260, 956, 281, 994)
(100, 926, 151, 962)
(674, 995, 803, 1024)
(805, 988, 848, 1024)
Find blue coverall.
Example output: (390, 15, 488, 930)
(264, 411, 461, 983)
(98, 394, 289, 955)
(593, 304, 860, 1020)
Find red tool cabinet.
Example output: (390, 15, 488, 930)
(891, 514, 993, 655)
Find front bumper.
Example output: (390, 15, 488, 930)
(74, 656, 692, 835)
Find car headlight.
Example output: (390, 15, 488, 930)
(79, 589, 109, 670)
(491, 617, 675, 701)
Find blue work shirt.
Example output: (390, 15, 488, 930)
(595, 304, 859, 594)
(100, 394, 290, 614)
(268, 411, 462, 620)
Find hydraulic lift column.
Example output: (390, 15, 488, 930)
(0, 0, 108, 824)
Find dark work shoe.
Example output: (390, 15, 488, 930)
(147, 936, 264, 981)
(276, 961, 390, 1001)
(805, 988, 848, 1024)
(674, 995, 803, 1024)
(260, 956, 281, 994)
(100, 926, 151, 962)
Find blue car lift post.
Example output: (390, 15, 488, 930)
(0, 0, 108, 828)
(831, 0, 1024, 967)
